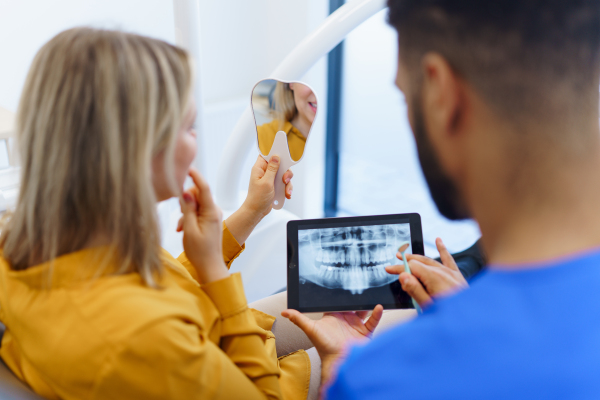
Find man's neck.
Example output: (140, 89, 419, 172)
(471, 129, 600, 267)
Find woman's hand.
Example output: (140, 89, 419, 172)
(281, 306, 383, 385)
(243, 155, 294, 218)
(386, 238, 468, 308)
(179, 168, 229, 284)
(222, 155, 294, 245)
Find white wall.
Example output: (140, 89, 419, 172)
(336, 10, 481, 256)
(0, 0, 329, 220)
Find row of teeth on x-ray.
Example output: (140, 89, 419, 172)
(300, 224, 410, 294)
(318, 264, 393, 293)
(316, 246, 396, 266)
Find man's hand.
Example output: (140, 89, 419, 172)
(281, 306, 383, 386)
(386, 238, 468, 307)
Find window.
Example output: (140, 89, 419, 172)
(325, 8, 480, 257)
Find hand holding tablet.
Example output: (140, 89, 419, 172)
(281, 304, 384, 386)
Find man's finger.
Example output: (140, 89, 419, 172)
(404, 260, 437, 289)
(281, 309, 315, 334)
(364, 305, 384, 333)
(436, 237, 460, 271)
(385, 264, 406, 275)
(399, 273, 432, 307)
(405, 253, 444, 267)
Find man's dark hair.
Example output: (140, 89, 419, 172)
(387, 0, 600, 124)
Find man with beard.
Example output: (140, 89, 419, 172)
(281, 0, 600, 398)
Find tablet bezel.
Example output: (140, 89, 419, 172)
(287, 213, 424, 313)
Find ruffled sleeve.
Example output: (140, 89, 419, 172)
(176, 222, 245, 284)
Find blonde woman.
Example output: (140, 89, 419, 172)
(0, 28, 387, 400)
(257, 82, 316, 161)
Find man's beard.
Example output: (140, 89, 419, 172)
(411, 94, 469, 221)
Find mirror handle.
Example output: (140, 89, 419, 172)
(263, 131, 295, 210)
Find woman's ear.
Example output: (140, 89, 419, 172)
(288, 82, 295, 90)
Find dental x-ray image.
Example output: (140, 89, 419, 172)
(297, 223, 414, 309)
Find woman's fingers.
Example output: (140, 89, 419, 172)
(364, 305, 384, 334)
(252, 155, 268, 179)
(262, 156, 280, 182)
(436, 237, 460, 271)
(283, 168, 294, 199)
(176, 216, 184, 232)
(399, 272, 432, 307)
(188, 168, 218, 214)
(180, 192, 199, 236)
(281, 309, 315, 335)
(282, 169, 293, 184)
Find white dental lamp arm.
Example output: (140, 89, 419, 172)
(215, 0, 387, 210)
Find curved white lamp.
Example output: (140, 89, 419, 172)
(215, 0, 387, 210)
(171, 0, 387, 301)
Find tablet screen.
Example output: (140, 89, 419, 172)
(288, 214, 423, 312)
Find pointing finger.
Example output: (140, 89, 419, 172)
(385, 264, 406, 275)
(188, 168, 217, 214)
(436, 238, 460, 271)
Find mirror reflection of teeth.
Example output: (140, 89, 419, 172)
(301, 225, 411, 294)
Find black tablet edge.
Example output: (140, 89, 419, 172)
(287, 213, 424, 313)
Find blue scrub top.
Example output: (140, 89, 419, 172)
(327, 248, 600, 399)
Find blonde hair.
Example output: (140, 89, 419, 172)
(272, 82, 297, 130)
(1, 28, 193, 287)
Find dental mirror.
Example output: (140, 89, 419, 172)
(397, 241, 422, 314)
(251, 79, 318, 210)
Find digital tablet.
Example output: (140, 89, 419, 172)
(287, 213, 424, 313)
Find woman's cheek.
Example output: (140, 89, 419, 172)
(182, 135, 197, 167)
(175, 134, 197, 187)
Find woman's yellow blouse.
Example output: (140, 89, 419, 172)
(0, 224, 310, 400)
(257, 120, 307, 162)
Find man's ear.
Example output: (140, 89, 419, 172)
(421, 53, 466, 172)
(421, 53, 463, 140)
